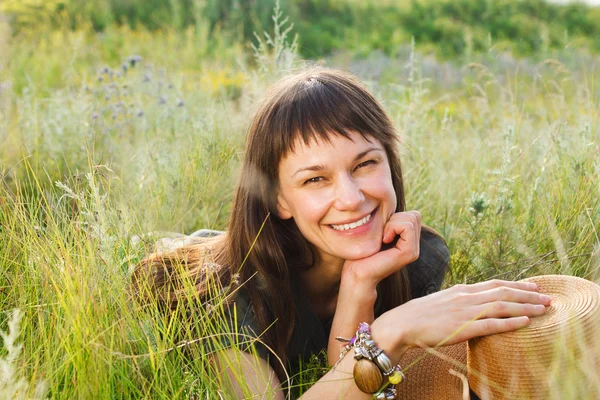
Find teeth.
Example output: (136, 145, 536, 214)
(331, 213, 372, 231)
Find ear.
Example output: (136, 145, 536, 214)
(276, 193, 293, 220)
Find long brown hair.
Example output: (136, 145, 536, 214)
(132, 66, 411, 381)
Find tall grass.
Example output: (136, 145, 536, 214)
(1, 5, 599, 399)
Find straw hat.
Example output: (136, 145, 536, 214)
(395, 275, 600, 399)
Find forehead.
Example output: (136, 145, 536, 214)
(279, 131, 381, 167)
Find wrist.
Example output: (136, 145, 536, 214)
(339, 272, 378, 304)
(370, 318, 410, 364)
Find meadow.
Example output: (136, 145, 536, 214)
(1, 3, 599, 398)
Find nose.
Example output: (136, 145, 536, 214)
(333, 174, 365, 211)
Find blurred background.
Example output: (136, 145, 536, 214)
(1, 0, 600, 91)
(0, 0, 599, 284)
(0, 2, 599, 398)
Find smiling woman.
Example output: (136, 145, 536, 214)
(132, 67, 550, 399)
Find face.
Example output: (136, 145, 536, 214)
(276, 131, 397, 264)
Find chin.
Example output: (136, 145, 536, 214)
(337, 242, 382, 261)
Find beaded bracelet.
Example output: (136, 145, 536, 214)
(334, 322, 405, 399)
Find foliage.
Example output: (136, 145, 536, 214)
(2, 0, 600, 60)
(0, 2, 599, 399)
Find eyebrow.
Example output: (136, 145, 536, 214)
(291, 147, 383, 178)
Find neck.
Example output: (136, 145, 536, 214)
(298, 253, 345, 319)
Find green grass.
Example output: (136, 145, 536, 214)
(1, 6, 599, 399)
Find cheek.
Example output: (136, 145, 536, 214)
(294, 192, 333, 222)
(360, 174, 396, 201)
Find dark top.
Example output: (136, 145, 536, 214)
(216, 229, 450, 383)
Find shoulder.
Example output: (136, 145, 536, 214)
(405, 228, 450, 299)
(219, 286, 271, 361)
(419, 228, 450, 270)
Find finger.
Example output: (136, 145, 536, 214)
(382, 219, 414, 244)
(362, 245, 416, 281)
(384, 221, 420, 263)
(462, 316, 531, 339)
(466, 279, 540, 293)
(474, 301, 547, 319)
(474, 287, 552, 306)
(407, 210, 421, 248)
(383, 212, 420, 244)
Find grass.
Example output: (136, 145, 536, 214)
(1, 5, 599, 399)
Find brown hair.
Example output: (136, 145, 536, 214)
(132, 66, 411, 380)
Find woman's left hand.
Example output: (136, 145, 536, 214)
(341, 210, 422, 290)
(328, 210, 422, 365)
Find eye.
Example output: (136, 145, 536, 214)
(304, 176, 324, 185)
(356, 159, 377, 169)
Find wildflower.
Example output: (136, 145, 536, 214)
(143, 73, 151, 83)
(176, 98, 184, 107)
(137, 109, 144, 117)
(105, 95, 110, 101)
(97, 76, 104, 82)
(205, 262, 220, 273)
(127, 55, 143, 67)
(91, 112, 100, 120)
(121, 62, 128, 73)
(468, 192, 489, 218)
(158, 96, 167, 105)
(231, 273, 240, 286)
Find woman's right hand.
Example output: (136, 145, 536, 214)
(370, 279, 551, 361)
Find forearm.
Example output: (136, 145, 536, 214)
(327, 281, 377, 365)
(300, 348, 376, 400)
(305, 323, 410, 400)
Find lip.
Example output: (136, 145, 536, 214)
(326, 207, 378, 234)
(329, 209, 376, 226)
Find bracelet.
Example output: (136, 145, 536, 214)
(335, 322, 405, 399)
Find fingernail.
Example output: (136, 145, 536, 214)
(541, 294, 552, 303)
(528, 283, 539, 291)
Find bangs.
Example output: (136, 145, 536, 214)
(267, 71, 395, 162)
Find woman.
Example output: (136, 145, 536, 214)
(133, 67, 550, 398)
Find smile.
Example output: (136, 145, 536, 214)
(330, 212, 372, 231)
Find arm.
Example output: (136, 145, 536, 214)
(217, 279, 551, 398)
(216, 346, 382, 400)
(327, 211, 422, 365)
(326, 279, 377, 366)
